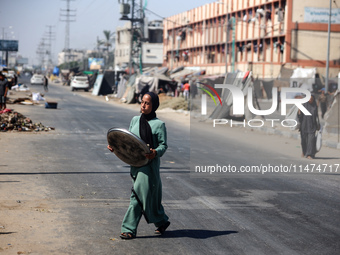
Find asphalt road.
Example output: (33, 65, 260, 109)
(3, 77, 340, 254)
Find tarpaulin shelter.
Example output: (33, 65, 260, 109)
(116, 74, 128, 99)
(290, 68, 316, 90)
(133, 73, 176, 104)
(273, 65, 295, 88)
(169, 66, 184, 74)
(53, 67, 59, 76)
(170, 69, 196, 82)
(324, 90, 340, 139)
(120, 74, 138, 104)
(92, 70, 114, 96)
(209, 71, 255, 120)
(88, 72, 98, 89)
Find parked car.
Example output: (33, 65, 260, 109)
(70, 76, 89, 91)
(30, 74, 45, 85)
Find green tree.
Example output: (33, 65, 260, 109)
(96, 36, 104, 52)
(103, 30, 115, 52)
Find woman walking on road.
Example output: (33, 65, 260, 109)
(107, 92, 170, 239)
(298, 95, 320, 159)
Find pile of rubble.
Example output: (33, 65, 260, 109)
(0, 109, 55, 132)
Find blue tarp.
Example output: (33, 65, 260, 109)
(53, 66, 59, 76)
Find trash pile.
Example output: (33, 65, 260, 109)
(11, 84, 30, 92)
(6, 91, 45, 105)
(0, 109, 55, 132)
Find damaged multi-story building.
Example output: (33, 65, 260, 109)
(163, 0, 340, 78)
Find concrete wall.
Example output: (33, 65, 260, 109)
(142, 43, 163, 66)
(294, 31, 340, 61)
(292, 0, 332, 23)
(115, 23, 131, 67)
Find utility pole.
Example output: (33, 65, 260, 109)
(325, 0, 332, 93)
(45, 25, 56, 69)
(1, 27, 4, 65)
(118, 0, 145, 75)
(60, 0, 76, 68)
(36, 38, 46, 69)
(128, 0, 135, 75)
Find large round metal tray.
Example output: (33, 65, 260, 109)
(107, 127, 150, 167)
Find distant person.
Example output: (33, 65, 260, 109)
(190, 80, 198, 99)
(44, 76, 49, 92)
(183, 82, 190, 100)
(107, 92, 170, 239)
(317, 88, 328, 119)
(276, 87, 281, 112)
(14, 74, 18, 86)
(298, 95, 320, 159)
(0, 72, 9, 110)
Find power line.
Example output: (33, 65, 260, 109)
(60, 0, 76, 66)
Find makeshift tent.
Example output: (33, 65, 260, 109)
(120, 74, 137, 104)
(92, 70, 114, 96)
(209, 71, 255, 120)
(290, 67, 316, 89)
(170, 69, 196, 82)
(169, 66, 184, 74)
(262, 80, 274, 99)
(133, 73, 176, 103)
(324, 90, 340, 138)
(116, 74, 128, 98)
(136, 74, 173, 94)
(156, 67, 168, 74)
(273, 65, 295, 88)
(53, 67, 59, 76)
(88, 72, 98, 89)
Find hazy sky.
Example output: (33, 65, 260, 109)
(0, 0, 216, 66)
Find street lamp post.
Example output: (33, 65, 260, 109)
(325, 0, 332, 93)
(217, 1, 229, 81)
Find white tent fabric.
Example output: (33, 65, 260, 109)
(116, 74, 127, 98)
(288, 67, 316, 98)
(324, 90, 340, 134)
(136, 76, 159, 94)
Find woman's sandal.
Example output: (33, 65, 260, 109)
(120, 232, 136, 239)
(154, 221, 170, 235)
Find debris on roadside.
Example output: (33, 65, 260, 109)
(0, 109, 55, 132)
(6, 90, 45, 106)
(11, 83, 30, 92)
(45, 101, 58, 109)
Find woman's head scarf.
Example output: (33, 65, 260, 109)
(139, 92, 160, 149)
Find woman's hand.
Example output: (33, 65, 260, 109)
(107, 145, 114, 152)
(145, 148, 157, 160)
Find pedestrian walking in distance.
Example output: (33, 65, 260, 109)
(298, 95, 320, 159)
(44, 75, 49, 92)
(0, 72, 9, 110)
